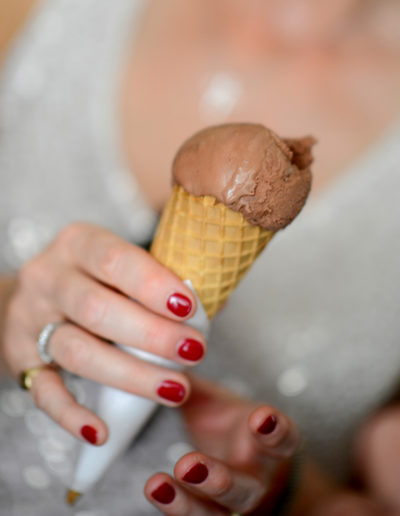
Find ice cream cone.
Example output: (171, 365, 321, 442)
(151, 185, 274, 319)
(68, 123, 313, 499)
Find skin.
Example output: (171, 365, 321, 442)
(0, 0, 37, 64)
(2, 223, 204, 442)
(0, 0, 400, 513)
(145, 376, 302, 515)
(121, 0, 400, 209)
(354, 405, 400, 510)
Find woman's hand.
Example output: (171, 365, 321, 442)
(353, 404, 400, 512)
(144, 378, 400, 515)
(145, 376, 300, 515)
(1, 222, 206, 445)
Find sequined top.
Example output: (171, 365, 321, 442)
(0, 1, 400, 515)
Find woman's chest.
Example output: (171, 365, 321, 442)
(120, 26, 400, 210)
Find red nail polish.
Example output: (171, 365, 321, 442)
(182, 463, 208, 484)
(177, 339, 204, 361)
(151, 482, 175, 504)
(157, 380, 186, 403)
(167, 293, 192, 317)
(257, 415, 277, 435)
(81, 425, 98, 444)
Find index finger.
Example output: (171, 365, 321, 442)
(55, 223, 197, 320)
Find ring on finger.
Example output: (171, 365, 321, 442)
(20, 364, 55, 390)
(37, 321, 64, 363)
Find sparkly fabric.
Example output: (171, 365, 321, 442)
(0, 0, 156, 272)
(0, 0, 400, 514)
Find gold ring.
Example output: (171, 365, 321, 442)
(20, 365, 50, 390)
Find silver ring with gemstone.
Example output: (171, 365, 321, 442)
(36, 321, 63, 363)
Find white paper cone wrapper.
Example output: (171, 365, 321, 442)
(70, 280, 210, 493)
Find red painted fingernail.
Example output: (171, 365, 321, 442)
(167, 293, 192, 317)
(157, 380, 186, 403)
(257, 415, 278, 435)
(182, 463, 209, 484)
(151, 482, 175, 504)
(177, 338, 204, 362)
(81, 425, 98, 444)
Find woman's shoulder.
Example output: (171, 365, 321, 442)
(0, 0, 37, 65)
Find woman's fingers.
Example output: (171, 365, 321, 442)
(13, 321, 191, 448)
(147, 405, 300, 516)
(51, 268, 206, 365)
(248, 406, 301, 460)
(2, 222, 206, 445)
(10, 319, 190, 445)
(146, 404, 301, 514)
(48, 323, 191, 406)
(146, 452, 266, 515)
(145, 473, 226, 516)
(54, 223, 197, 320)
(7, 323, 109, 446)
(26, 363, 108, 446)
(175, 452, 266, 514)
(2, 283, 58, 374)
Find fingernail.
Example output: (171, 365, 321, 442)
(257, 415, 277, 435)
(177, 338, 204, 362)
(167, 293, 192, 317)
(157, 380, 186, 403)
(151, 482, 175, 504)
(80, 425, 98, 444)
(182, 463, 209, 484)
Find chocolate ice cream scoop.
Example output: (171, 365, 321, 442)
(173, 123, 314, 231)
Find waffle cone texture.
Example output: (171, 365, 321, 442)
(150, 185, 274, 319)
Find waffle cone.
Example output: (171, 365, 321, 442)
(150, 185, 274, 319)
